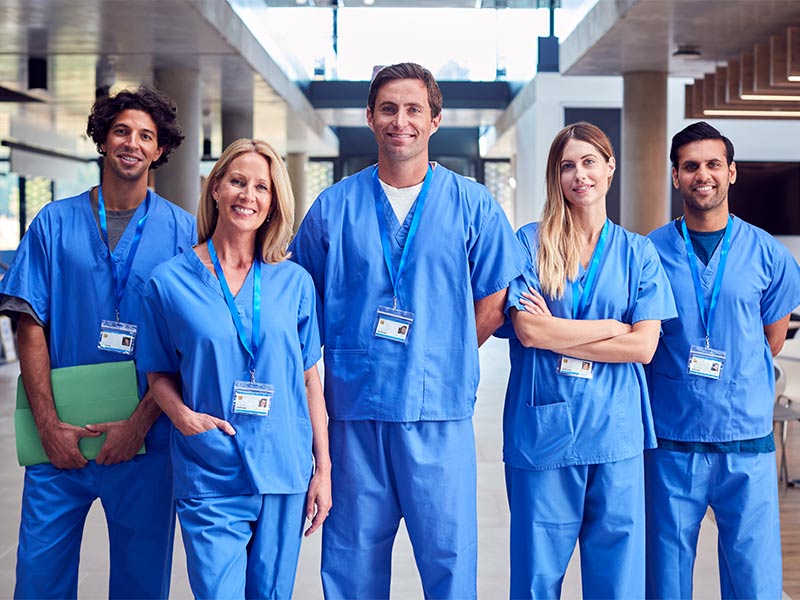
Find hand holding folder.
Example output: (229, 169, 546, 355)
(14, 360, 145, 467)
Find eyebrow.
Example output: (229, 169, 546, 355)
(561, 153, 597, 163)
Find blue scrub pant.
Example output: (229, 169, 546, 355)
(177, 492, 306, 600)
(644, 448, 782, 600)
(505, 455, 645, 600)
(321, 419, 478, 600)
(14, 446, 175, 599)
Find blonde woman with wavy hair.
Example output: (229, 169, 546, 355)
(138, 139, 331, 598)
(501, 122, 677, 598)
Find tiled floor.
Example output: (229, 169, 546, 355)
(0, 337, 734, 598)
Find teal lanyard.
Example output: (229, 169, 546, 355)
(207, 239, 261, 381)
(373, 165, 432, 309)
(680, 216, 733, 347)
(572, 219, 609, 319)
(98, 187, 150, 321)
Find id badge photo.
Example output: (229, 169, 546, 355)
(374, 305, 414, 344)
(98, 320, 137, 355)
(557, 356, 594, 379)
(687, 345, 726, 380)
(232, 381, 274, 416)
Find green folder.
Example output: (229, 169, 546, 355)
(14, 360, 145, 466)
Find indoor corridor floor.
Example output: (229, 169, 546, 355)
(0, 336, 790, 599)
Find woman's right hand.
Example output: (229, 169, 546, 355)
(174, 409, 236, 437)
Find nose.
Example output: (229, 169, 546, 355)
(393, 112, 407, 128)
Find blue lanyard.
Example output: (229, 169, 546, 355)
(572, 219, 609, 319)
(373, 165, 432, 308)
(681, 215, 733, 347)
(98, 186, 150, 321)
(207, 239, 261, 381)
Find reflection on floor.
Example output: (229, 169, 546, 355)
(0, 337, 788, 598)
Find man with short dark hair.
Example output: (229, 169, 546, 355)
(0, 86, 196, 599)
(290, 62, 526, 599)
(645, 121, 800, 599)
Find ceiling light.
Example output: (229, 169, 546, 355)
(740, 94, 800, 102)
(788, 75, 800, 82)
(363, 0, 375, 4)
(704, 109, 800, 117)
(673, 44, 701, 59)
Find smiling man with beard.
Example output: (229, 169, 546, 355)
(0, 87, 195, 599)
(645, 121, 800, 599)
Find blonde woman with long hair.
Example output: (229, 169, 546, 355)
(501, 122, 676, 599)
(138, 139, 331, 598)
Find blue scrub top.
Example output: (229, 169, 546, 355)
(648, 216, 800, 442)
(0, 190, 196, 442)
(137, 250, 322, 499)
(502, 221, 677, 470)
(289, 163, 527, 422)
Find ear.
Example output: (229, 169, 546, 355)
(211, 177, 220, 201)
(153, 146, 164, 164)
(100, 142, 107, 155)
(607, 155, 616, 178)
(728, 160, 737, 185)
(430, 113, 442, 135)
(671, 167, 679, 189)
(366, 107, 375, 132)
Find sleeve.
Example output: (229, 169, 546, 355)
(630, 239, 678, 324)
(297, 274, 322, 370)
(760, 241, 800, 326)
(468, 192, 528, 301)
(495, 227, 538, 340)
(135, 277, 180, 375)
(289, 199, 328, 302)
(0, 296, 44, 325)
(0, 218, 51, 324)
(504, 227, 540, 315)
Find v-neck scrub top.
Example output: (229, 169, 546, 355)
(137, 250, 321, 499)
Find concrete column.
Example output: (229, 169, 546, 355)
(154, 67, 201, 215)
(621, 72, 669, 235)
(286, 152, 307, 230)
(222, 110, 253, 149)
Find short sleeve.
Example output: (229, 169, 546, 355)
(630, 239, 678, 324)
(504, 226, 540, 315)
(468, 193, 527, 301)
(136, 278, 180, 374)
(297, 274, 322, 371)
(289, 199, 328, 301)
(761, 242, 800, 326)
(0, 218, 51, 324)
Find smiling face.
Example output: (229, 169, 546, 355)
(101, 109, 163, 183)
(212, 152, 272, 237)
(558, 138, 616, 210)
(672, 138, 736, 216)
(366, 78, 441, 168)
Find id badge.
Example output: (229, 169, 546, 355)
(374, 306, 414, 344)
(98, 320, 137, 355)
(558, 355, 594, 379)
(687, 345, 726, 379)
(232, 380, 274, 416)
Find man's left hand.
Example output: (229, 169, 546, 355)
(86, 420, 146, 465)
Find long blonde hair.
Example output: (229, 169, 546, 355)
(197, 139, 295, 264)
(538, 122, 615, 298)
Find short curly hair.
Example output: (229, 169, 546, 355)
(86, 86, 184, 169)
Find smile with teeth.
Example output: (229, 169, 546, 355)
(573, 184, 592, 192)
(693, 184, 714, 192)
(232, 206, 256, 215)
(119, 155, 140, 164)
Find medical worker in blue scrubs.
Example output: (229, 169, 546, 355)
(646, 122, 800, 599)
(0, 87, 195, 599)
(290, 62, 526, 599)
(502, 122, 677, 599)
(138, 138, 331, 599)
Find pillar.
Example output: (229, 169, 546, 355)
(222, 110, 253, 149)
(287, 152, 307, 230)
(621, 72, 669, 235)
(154, 67, 201, 215)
